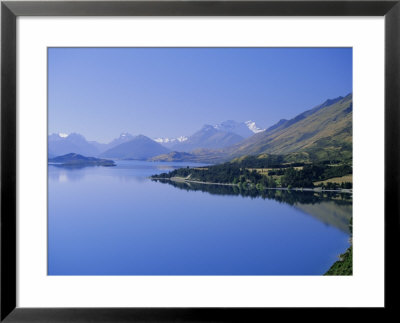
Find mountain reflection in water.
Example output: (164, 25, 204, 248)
(153, 179, 352, 234)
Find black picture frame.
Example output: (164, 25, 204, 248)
(1, 0, 399, 321)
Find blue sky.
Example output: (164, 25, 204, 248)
(48, 47, 352, 143)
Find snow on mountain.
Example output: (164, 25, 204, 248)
(168, 124, 245, 152)
(106, 132, 135, 149)
(154, 136, 188, 145)
(49, 133, 69, 141)
(245, 120, 265, 134)
(155, 120, 265, 150)
(48, 132, 136, 157)
(48, 132, 100, 157)
(213, 120, 265, 138)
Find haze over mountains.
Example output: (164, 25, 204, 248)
(49, 94, 352, 163)
(49, 132, 135, 158)
(48, 133, 100, 158)
(100, 135, 170, 160)
(153, 94, 353, 163)
(154, 120, 264, 151)
(170, 120, 265, 152)
(48, 120, 265, 159)
(167, 125, 244, 152)
(93, 132, 135, 152)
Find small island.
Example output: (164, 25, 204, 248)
(48, 153, 116, 167)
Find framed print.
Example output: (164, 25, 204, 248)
(1, 0, 399, 321)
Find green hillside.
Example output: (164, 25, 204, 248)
(225, 94, 352, 161)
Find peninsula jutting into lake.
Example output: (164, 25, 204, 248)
(48, 47, 352, 275)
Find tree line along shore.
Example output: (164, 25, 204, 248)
(151, 157, 353, 192)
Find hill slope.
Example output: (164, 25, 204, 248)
(223, 94, 352, 161)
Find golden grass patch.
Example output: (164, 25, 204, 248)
(314, 174, 353, 185)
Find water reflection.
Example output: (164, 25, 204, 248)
(48, 166, 87, 182)
(48, 161, 209, 183)
(48, 160, 351, 275)
(153, 179, 352, 234)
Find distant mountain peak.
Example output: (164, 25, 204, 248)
(48, 132, 100, 157)
(202, 124, 216, 131)
(213, 120, 236, 129)
(49, 132, 71, 139)
(118, 132, 134, 139)
(104, 132, 135, 149)
(135, 134, 148, 139)
(213, 120, 265, 138)
(49, 132, 87, 141)
(100, 134, 170, 160)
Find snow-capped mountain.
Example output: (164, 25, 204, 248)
(49, 132, 138, 157)
(88, 133, 135, 154)
(49, 120, 265, 159)
(106, 132, 135, 150)
(153, 120, 265, 152)
(213, 120, 265, 138)
(48, 133, 101, 157)
(165, 124, 245, 152)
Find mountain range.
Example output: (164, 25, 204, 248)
(48, 94, 352, 163)
(48, 133, 100, 158)
(154, 94, 353, 163)
(215, 120, 265, 137)
(167, 124, 244, 152)
(154, 120, 264, 151)
(49, 132, 169, 160)
(48, 120, 265, 159)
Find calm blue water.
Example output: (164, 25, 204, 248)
(48, 160, 351, 275)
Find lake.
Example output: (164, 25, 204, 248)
(48, 160, 351, 275)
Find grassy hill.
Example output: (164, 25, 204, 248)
(224, 94, 352, 160)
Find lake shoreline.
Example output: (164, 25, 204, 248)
(151, 176, 353, 194)
(49, 160, 352, 275)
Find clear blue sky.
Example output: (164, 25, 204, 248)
(48, 47, 352, 143)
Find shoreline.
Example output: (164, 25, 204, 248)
(151, 177, 353, 194)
